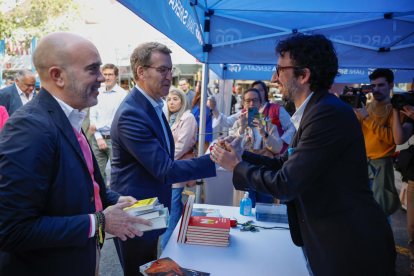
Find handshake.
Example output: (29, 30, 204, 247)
(210, 135, 244, 171)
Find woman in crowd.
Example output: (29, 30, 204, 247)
(208, 80, 295, 150)
(161, 88, 198, 250)
(252, 80, 295, 153)
(191, 81, 213, 153)
(230, 88, 283, 207)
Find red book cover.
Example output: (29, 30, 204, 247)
(187, 216, 231, 232)
(186, 235, 229, 243)
(144, 257, 190, 276)
(177, 195, 195, 243)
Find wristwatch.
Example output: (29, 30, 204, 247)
(264, 132, 269, 139)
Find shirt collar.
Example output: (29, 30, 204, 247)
(52, 96, 87, 133)
(290, 92, 314, 131)
(135, 85, 164, 110)
(102, 84, 120, 93)
(15, 82, 33, 96)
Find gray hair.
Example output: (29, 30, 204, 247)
(130, 42, 172, 82)
(16, 69, 36, 82)
(167, 88, 190, 123)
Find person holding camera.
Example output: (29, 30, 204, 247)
(353, 69, 403, 225)
(230, 87, 283, 207)
(392, 101, 414, 276)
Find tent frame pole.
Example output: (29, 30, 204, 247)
(195, 11, 211, 204)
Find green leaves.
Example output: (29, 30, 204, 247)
(0, 0, 81, 50)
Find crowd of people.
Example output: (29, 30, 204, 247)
(0, 31, 413, 276)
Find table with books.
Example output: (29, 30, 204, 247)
(161, 202, 310, 276)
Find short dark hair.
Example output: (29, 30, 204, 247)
(276, 34, 339, 92)
(179, 78, 189, 83)
(6, 76, 14, 81)
(242, 88, 262, 104)
(102, 63, 119, 76)
(251, 80, 268, 102)
(369, 69, 394, 84)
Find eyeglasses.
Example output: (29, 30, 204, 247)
(276, 66, 301, 77)
(244, 99, 260, 104)
(144, 66, 176, 76)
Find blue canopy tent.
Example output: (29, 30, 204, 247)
(117, 0, 414, 201)
(210, 64, 414, 84)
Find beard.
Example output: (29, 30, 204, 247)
(281, 77, 300, 103)
(66, 69, 98, 108)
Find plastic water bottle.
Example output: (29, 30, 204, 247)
(240, 192, 252, 216)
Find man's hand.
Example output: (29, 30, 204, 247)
(401, 105, 414, 120)
(89, 125, 96, 135)
(354, 102, 369, 121)
(103, 201, 153, 241)
(217, 136, 243, 157)
(210, 141, 242, 171)
(97, 138, 108, 150)
(252, 118, 265, 137)
(117, 196, 138, 204)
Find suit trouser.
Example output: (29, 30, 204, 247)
(92, 137, 112, 180)
(114, 236, 158, 276)
(408, 180, 414, 275)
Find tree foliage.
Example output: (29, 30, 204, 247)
(0, 0, 82, 55)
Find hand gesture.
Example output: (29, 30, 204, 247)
(210, 141, 242, 171)
(103, 201, 153, 241)
(252, 118, 265, 137)
(401, 105, 414, 120)
(97, 138, 108, 150)
(239, 111, 248, 126)
(353, 102, 369, 120)
(207, 96, 216, 109)
(89, 125, 96, 135)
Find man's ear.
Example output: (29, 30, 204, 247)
(49, 67, 65, 88)
(300, 68, 311, 85)
(137, 66, 146, 81)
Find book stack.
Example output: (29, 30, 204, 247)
(185, 216, 230, 247)
(105, 197, 169, 239)
(177, 195, 230, 247)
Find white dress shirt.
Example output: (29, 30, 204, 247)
(290, 92, 314, 131)
(15, 83, 34, 105)
(89, 84, 127, 140)
(52, 96, 87, 133)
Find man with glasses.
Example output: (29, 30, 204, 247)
(0, 69, 36, 116)
(89, 64, 126, 185)
(179, 78, 195, 106)
(110, 42, 216, 275)
(211, 34, 396, 276)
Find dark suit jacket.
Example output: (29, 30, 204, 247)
(233, 90, 396, 276)
(0, 88, 121, 276)
(110, 86, 216, 239)
(0, 84, 36, 116)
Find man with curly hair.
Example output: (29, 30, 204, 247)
(211, 34, 396, 276)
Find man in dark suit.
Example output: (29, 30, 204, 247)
(0, 69, 36, 116)
(0, 32, 152, 276)
(211, 34, 396, 276)
(110, 42, 216, 275)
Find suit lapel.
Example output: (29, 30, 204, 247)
(290, 90, 329, 149)
(11, 85, 23, 108)
(161, 112, 175, 159)
(40, 89, 88, 167)
(131, 87, 172, 157)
